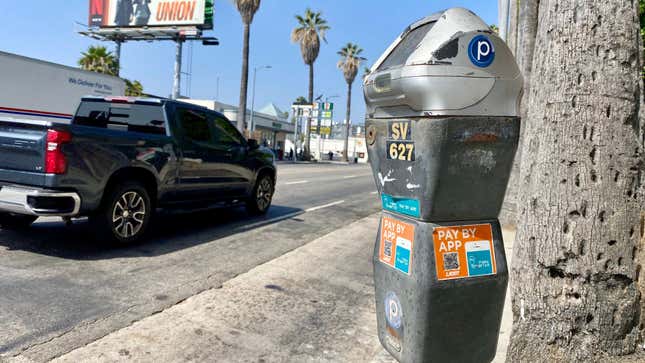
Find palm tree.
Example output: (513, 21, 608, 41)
(362, 67, 371, 80)
(293, 96, 309, 105)
(125, 79, 144, 96)
(291, 8, 330, 159)
(507, 1, 643, 361)
(78, 46, 118, 76)
(233, 0, 262, 132)
(337, 43, 366, 162)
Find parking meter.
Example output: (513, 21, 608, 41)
(364, 8, 523, 363)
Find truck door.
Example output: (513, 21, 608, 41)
(210, 113, 253, 196)
(174, 106, 225, 200)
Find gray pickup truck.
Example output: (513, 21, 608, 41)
(0, 97, 276, 244)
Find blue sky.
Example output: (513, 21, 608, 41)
(0, 0, 498, 125)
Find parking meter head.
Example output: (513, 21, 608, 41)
(363, 7, 523, 119)
(363, 8, 523, 222)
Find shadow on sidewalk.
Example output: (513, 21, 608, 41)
(0, 204, 303, 261)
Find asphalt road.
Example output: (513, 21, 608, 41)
(0, 163, 379, 362)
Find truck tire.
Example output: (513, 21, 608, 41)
(0, 213, 37, 230)
(246, 173, 274, 215)
(90, 181, 152, 244)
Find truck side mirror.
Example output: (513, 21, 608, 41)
(247, 139, 260, 150)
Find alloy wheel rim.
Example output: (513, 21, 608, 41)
(256, 178, 273, 211)
(112, 191, 146, 239)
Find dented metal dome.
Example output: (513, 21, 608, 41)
(364, 7, 523, 118)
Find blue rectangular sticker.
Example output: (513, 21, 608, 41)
(395, 242, 411, 274)
(382, 194, 420, 218)
(465, 241, 495, 276)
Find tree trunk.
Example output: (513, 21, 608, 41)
(500, 0, 540, 226)
(237, 22, 251, 132)
(305, 63, 314, 160)
(342, 81, 352, 162)
(507, 1, 643, 361)
(507, 0, 519, 55)
(636, 16, 645, 349)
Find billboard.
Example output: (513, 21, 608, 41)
(89, 0, 213, 29)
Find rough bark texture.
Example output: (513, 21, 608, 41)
(237, 23, 251, 132)
(508, 0, 519, 55)
(342, 82, 352, 162)
(500, 0, 541, 226)
(507, 0, 643, 361)
(637, 19, 645, 348)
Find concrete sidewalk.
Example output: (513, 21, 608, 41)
(49, 215, 515, 363)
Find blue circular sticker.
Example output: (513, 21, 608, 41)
(384, 292, 403, 329)
(468, 35, 495, 68)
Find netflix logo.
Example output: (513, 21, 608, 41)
(89, 0, 108, 27)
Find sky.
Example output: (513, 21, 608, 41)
(0, 0, 498, 125)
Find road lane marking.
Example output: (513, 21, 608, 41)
(306, 200, 345, 212)
(239, 200, 346, 231)
(343, 173, 372, 179)
(238, 211, 304, 231)
(284, 180, 309, 185)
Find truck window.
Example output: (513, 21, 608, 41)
(212, 115, 244, 146)
(74, 101, 167, 135)
(176, 108, 212, 143)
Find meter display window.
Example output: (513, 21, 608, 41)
(377, 22, 436, 71)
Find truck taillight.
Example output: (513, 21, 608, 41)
(45, 129, 72, 174)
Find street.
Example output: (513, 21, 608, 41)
(0, 163, 379, 362)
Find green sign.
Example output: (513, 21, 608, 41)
(204, 0, 214, 30)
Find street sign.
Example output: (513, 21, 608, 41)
(312, 102, 334, 136)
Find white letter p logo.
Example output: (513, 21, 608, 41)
(477, 41, 491, 61)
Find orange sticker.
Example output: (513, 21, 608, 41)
(433, 224, 496, 281)
(379, 216, 415, 275)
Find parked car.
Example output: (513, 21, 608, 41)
(0, 97, 276, 244)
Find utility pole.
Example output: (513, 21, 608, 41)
(172, 37, 184, 100)
(114, 39, 122, 77)
(249, 65, 271, 132)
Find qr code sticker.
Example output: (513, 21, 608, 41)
(383, 240, 393, 258)
(443, 252, 459, 270)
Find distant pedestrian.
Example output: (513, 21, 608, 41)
(328, 151, 334, 161)
(289, 148, 294, 160)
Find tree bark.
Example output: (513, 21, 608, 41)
(500, 0, 541, 226)
(237, 22, 251, 132)
(507, 0, 643, 361)
(507, 0, 519, 55)
(305, 63, 314, 160)
(342, 81, 352, 162)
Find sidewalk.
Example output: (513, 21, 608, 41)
(50, 215, 515, 363)
(276, 159, 359, 165)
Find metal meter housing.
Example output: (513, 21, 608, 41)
(366, 7, 524, 363)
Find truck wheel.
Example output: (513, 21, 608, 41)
(0, 213, 37, 230)
(246, 174, 274, 215)
(91, 182, 152, 244)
